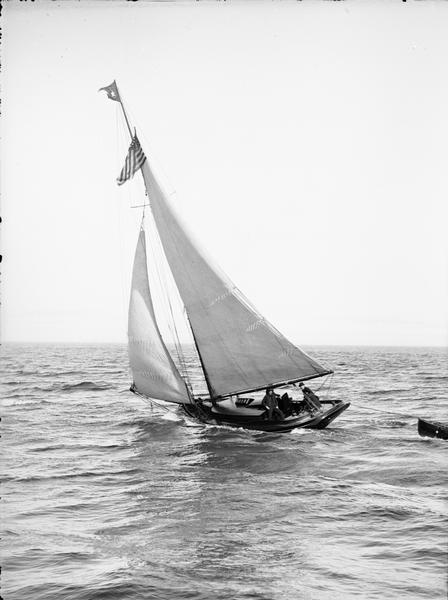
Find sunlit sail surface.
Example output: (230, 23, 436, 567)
(128, 229, 191, 404)
(141, 161, 331, 398)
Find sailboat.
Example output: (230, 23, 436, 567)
(101, 81, 350, 433)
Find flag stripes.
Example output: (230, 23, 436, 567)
(117, 135, 147, 186)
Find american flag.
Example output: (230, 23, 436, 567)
(117, 135, 147, 186)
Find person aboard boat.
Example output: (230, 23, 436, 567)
(299, 382, 321, 415)
(279, 392, 294, 416)
(262, 387, 285, 420)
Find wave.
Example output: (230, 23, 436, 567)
(28, 442, 127, 453)
(9, 467, 143, 484)
(383, 420, 409, 428)
(367, 388, 411, 396)
(59, 381, 113, 392)
(13, 370, 42, 376)
(27, 444, 67, 453)
(2, 396, 53, 405)
(41, 370, 85, 377)
(2, 382, 114, 396)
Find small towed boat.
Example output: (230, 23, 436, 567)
(101, 81, 350, 434)
(418, 418, 448, 441)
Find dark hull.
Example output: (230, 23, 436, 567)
(418, 418, 448, 441)
(182, 401, 350, 433)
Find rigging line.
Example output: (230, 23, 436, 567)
(114, 82, 133, 140)
(150, 222, 191, 386)
(317, 372, 334, 401)
(145, 210, 192, 392)
(115, 105, 128, 334)
(160, 276, 191, 387)
(131, 380, 185, 416)
(294, 372, 333, 401)
(349, 404, 422, 420)
(315, 372, 334, 392)
(139, 393, 180, 415)
(291, 372, 334, 401)
(141, 219, 183, 385)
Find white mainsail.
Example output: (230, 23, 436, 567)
(140, 161, 331, 399)
(128, 228, 191, 404)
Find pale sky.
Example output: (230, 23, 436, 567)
(2, 0, 448, 346)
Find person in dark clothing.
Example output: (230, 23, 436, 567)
(298, 382, 322, 414)
(261, 387, 285, 420)
(279, 392, 293, 416)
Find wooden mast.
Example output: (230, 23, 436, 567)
(187, 317, 215, 400)
(114, 80, 133, 140)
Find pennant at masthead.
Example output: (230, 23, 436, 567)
(99, 81, 120, 102)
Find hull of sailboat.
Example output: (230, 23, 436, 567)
(182, 401, 350, 433)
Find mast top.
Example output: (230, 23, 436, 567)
(99, 80, 133, 139)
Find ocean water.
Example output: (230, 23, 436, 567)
(1, 343, 447, 600)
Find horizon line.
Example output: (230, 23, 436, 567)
(1, 340, 447, 349)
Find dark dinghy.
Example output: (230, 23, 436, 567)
(418, 418, 448, 441)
